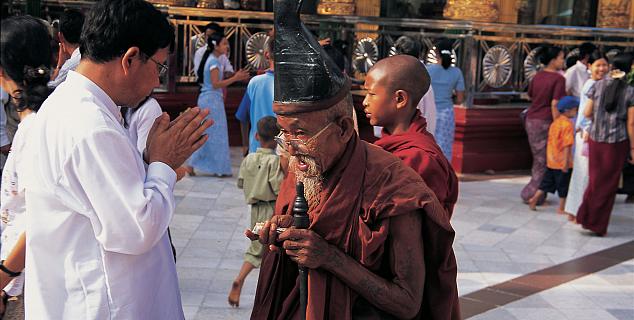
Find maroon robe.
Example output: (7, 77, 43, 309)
(251, 135, 460, 320)
(374, 115, 459, 217)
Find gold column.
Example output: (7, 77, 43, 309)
(317, 0, 355, 15)
(596, 0, 631, 29)
(443, 0, 500, 22)
(498, 0, 519, 24)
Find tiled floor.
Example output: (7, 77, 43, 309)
(170, 148, 634, 319)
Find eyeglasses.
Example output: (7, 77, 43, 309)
(274, 122, 334, 153)
(141, 52, 168, 78)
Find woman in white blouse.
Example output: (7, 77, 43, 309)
(0, 15, 53, 317)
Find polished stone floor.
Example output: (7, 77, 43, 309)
(170, 148, 634, 320)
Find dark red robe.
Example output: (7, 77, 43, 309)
(374, 115, 459, 217)
(251, 135, 460, 320)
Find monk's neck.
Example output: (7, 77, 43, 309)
(384, 122, 411, 135)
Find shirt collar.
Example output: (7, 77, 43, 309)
(71, 47, 81, 59)
(66, 70, 123, 125)
(256, 147, 276, 154)
(575, 60, 587, 70)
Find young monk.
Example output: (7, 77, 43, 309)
(364, 55, 459, 216)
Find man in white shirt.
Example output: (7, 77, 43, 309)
(564, 42, 596, 98)
(23, 1, 212, 319)
(48, 8, 84, 89)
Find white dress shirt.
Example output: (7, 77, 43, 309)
(564, 60, 590, 98)
(48, 47, 81, 89)
(125, 98, 163, 155)
(23, 71, 184, 320)
(193, 45, 234, 79)
(0, 113, 35, 297)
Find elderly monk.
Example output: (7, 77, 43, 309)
(366, 55, 459, 217)
(246, 1, 460, 319)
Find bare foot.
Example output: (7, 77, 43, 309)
(566, 213, 576, 222)
(528, 196, 538, 211)
(184, 166, 195, 176)
(228, 280, 243, 308)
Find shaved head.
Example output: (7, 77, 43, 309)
(369, 55, 431, 107)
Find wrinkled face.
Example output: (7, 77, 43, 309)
(277, 112, 342, 210)
(124, 47, 168, 107)
(590, 58, 608, 80)
(362, 68, 397, 127)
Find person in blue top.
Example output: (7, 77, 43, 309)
(427, 39, 465, 161)
(185, 33, 250, 176)
(235, 36, 275, 156)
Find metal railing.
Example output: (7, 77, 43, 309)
(40, 2, 634, 107)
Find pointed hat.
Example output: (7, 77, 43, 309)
(273, 0, 351, 115)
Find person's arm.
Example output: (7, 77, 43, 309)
(454, 69, 466, 105)
(552, 76, 566, 119)
(235, 93, 251, 156)
(455, 91, 465, 105)
(551, 99, 561, 120)
(210, 67, 249, 89)
(627, 105, 634, 164)
(0, 104, 10, 154)
(562, 145, 572, 172)
(279, 212, 425, 319)
(583, 99, 594, 119)
(0, 232, 25, 289)
(66, 108, 211, 255)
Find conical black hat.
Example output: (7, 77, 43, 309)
(273, 0, 350, 115)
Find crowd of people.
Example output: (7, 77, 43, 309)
(521, 43, 634, 237)
(0, 0, 632, 319)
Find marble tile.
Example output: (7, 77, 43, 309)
(169, 149, 634, 319)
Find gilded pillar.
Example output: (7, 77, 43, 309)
(443, 0, 500, 22)
(596, 0, 631, 29)
(317, 0, 355, 15)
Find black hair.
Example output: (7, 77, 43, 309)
(0, 16, 52, 112)
(565, 55, 578, 69)
(80, 0, 174, 63)
(257, 116, 279, 141)
(197, 32, 225, 84)
(437, 39, 453, 69)
(537, 45, 563, 66)
(587, 50, 608, 65)
(394, 36, 421, 58)
(579, 42, 596, 61)
(59, 8, 85, 45)
(205, 22, 223, 34)
(602, 52, 633, 112)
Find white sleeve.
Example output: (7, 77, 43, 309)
(65, 128, 176, 255)
(221, 54, 235, 73)
(133, 99, 163, 155)
(564, 69, 575, 94)
(418, 84, 437, 136)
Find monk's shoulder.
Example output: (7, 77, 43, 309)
(365, 143, 418, 177)
(362, 142, 429, 198)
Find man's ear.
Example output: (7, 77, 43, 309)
(395, 90, 409, 110)
(337, 116, 355, 142)
(121, 47, 141, 76)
